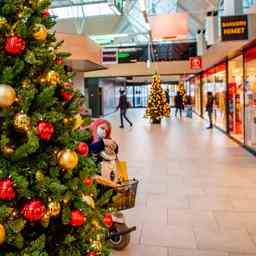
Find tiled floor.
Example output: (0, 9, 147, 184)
(109, 109, 256, 256)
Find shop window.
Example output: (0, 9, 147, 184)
(245, 47, 256, 149)
(189, 76, 201, 115)
(202, 63, 227, 131)
(228, 55, 244, 143)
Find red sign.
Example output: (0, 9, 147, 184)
(190, 57, 202, 70)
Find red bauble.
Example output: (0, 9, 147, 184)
(103, 213, 113, 228)
(0, 178, 16, 201)
(77, 142, 89, 156)
(83, 177, 93, 187)
(5, 36, 26, 56)
(61, 90, 73, 102)
(87, 253, 97, 256)
(42, 10, 50, 17)
(21, 199, 46, 222)
(55, 58, 64, 65)
(70, 209, 86, 227)
(37, 121, 54, 141)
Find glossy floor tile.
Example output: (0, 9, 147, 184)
(108, 110, 256, 256)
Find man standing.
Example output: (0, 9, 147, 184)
(206, 91, 214, 129)
(174, 91, 184, 119)
(117, 90, 133, 128)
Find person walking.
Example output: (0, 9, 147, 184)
(117, 90, 133, 128)
(165, 89, 170, 104)
(206, 91, 214, 129)
(174, 91, 184, 119)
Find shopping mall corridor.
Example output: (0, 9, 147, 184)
(109, 109, 256, 256)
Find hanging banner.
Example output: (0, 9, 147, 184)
(190, 56, 202, 70)
(221, 15, 248, 41)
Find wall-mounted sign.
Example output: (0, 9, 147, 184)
(190, 57, 202, 70)
(221, 15, 248, 41)
(102, 48, 118, 64)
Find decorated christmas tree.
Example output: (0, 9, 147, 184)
(0, 0, 112, 255)
(145, 74, 170, 123)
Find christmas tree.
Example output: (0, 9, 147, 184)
(145, 74, 170, 123)
(0, 0, 112, 255)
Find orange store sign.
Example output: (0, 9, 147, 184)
(190, 57, 202, 70)
(221, 15, 248, 41)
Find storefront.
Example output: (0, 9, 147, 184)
(244, 46, 256, 150)
(202, 63, 227, 131)
(187, 41, 256, 154)
(228, 55, 244, 143)
(189, 75, 202, 116)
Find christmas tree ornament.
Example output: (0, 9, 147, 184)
(62, 195, 71, 204)
(5, 36, 26, 56)
(2, 145, 15, 156)
(83, 177, 93, 187)
(0, 224, 5, 245)
(33, 23, 48, 41)
(13, 113, 31, 133)
(45, 70, 60, 86)
(21, 199, 46, 222)
(47, 201, 61, 217)
(77, 142, 89, 156)
(36, 121, 55, 141)
(63, 117, 71, 126)
(57, 149, 78, 171)
(60, 90, 73, 102)
(0, 84, 16, 108)
(55, 57, 64, 65)
(41, 212, 50, 227)
(87, 252, 97, 256)
(35, 170, 45, 182)
(90, 240, 102, 252)
(82, 195, 95, 209)
(0, 178, 16, 201)
(0, 17, 7, 29)
(103, 213, 113, 228)
(73, 114, 84, 130)
(92, 219, 100, 229)
(69, 209, 86, 227)
(42, 10, 49, 17)
(21, 79, 31, 89)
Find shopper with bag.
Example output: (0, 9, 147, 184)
(117, 90, 133, 128)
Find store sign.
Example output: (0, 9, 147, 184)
(102, 48, 118, 64)
(190, 57, 202, 70)
(221, 15, 248, 41)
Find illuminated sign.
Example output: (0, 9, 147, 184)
(190, 57, 202, 70)
(221, 15, 248, 41)
(102, 48, 118, 64)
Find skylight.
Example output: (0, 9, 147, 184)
(50, 2, 115, 19)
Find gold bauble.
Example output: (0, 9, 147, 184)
(73, 114, 84, 130)
(82, 195, 95, 209)
(21, 79, 31, 89)
(35, 170, 45, 182)
(13, 113, 31, 133)
(33, 24, 48, 41)
(63, 195, 71, 204)
(0, 84, 16, 108)
(45, 71, 60, 86)
(57, 149, 78, 171)
(63, 117, 71, 126)
(47, 201, 61, 217)
(0, 224, 5, 245)
(91, 240, 102, 252)
(92, 219, 100, 229)
(0, 17, 7, 29)
(41, 213, 50, 228)
(2, 145, 15, 156)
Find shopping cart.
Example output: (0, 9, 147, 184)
(108, 179, 139, 250)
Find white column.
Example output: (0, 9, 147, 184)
(196, 30, 206, 56)
(205, 12, 219, 45)
(224, 0, 243, 15)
